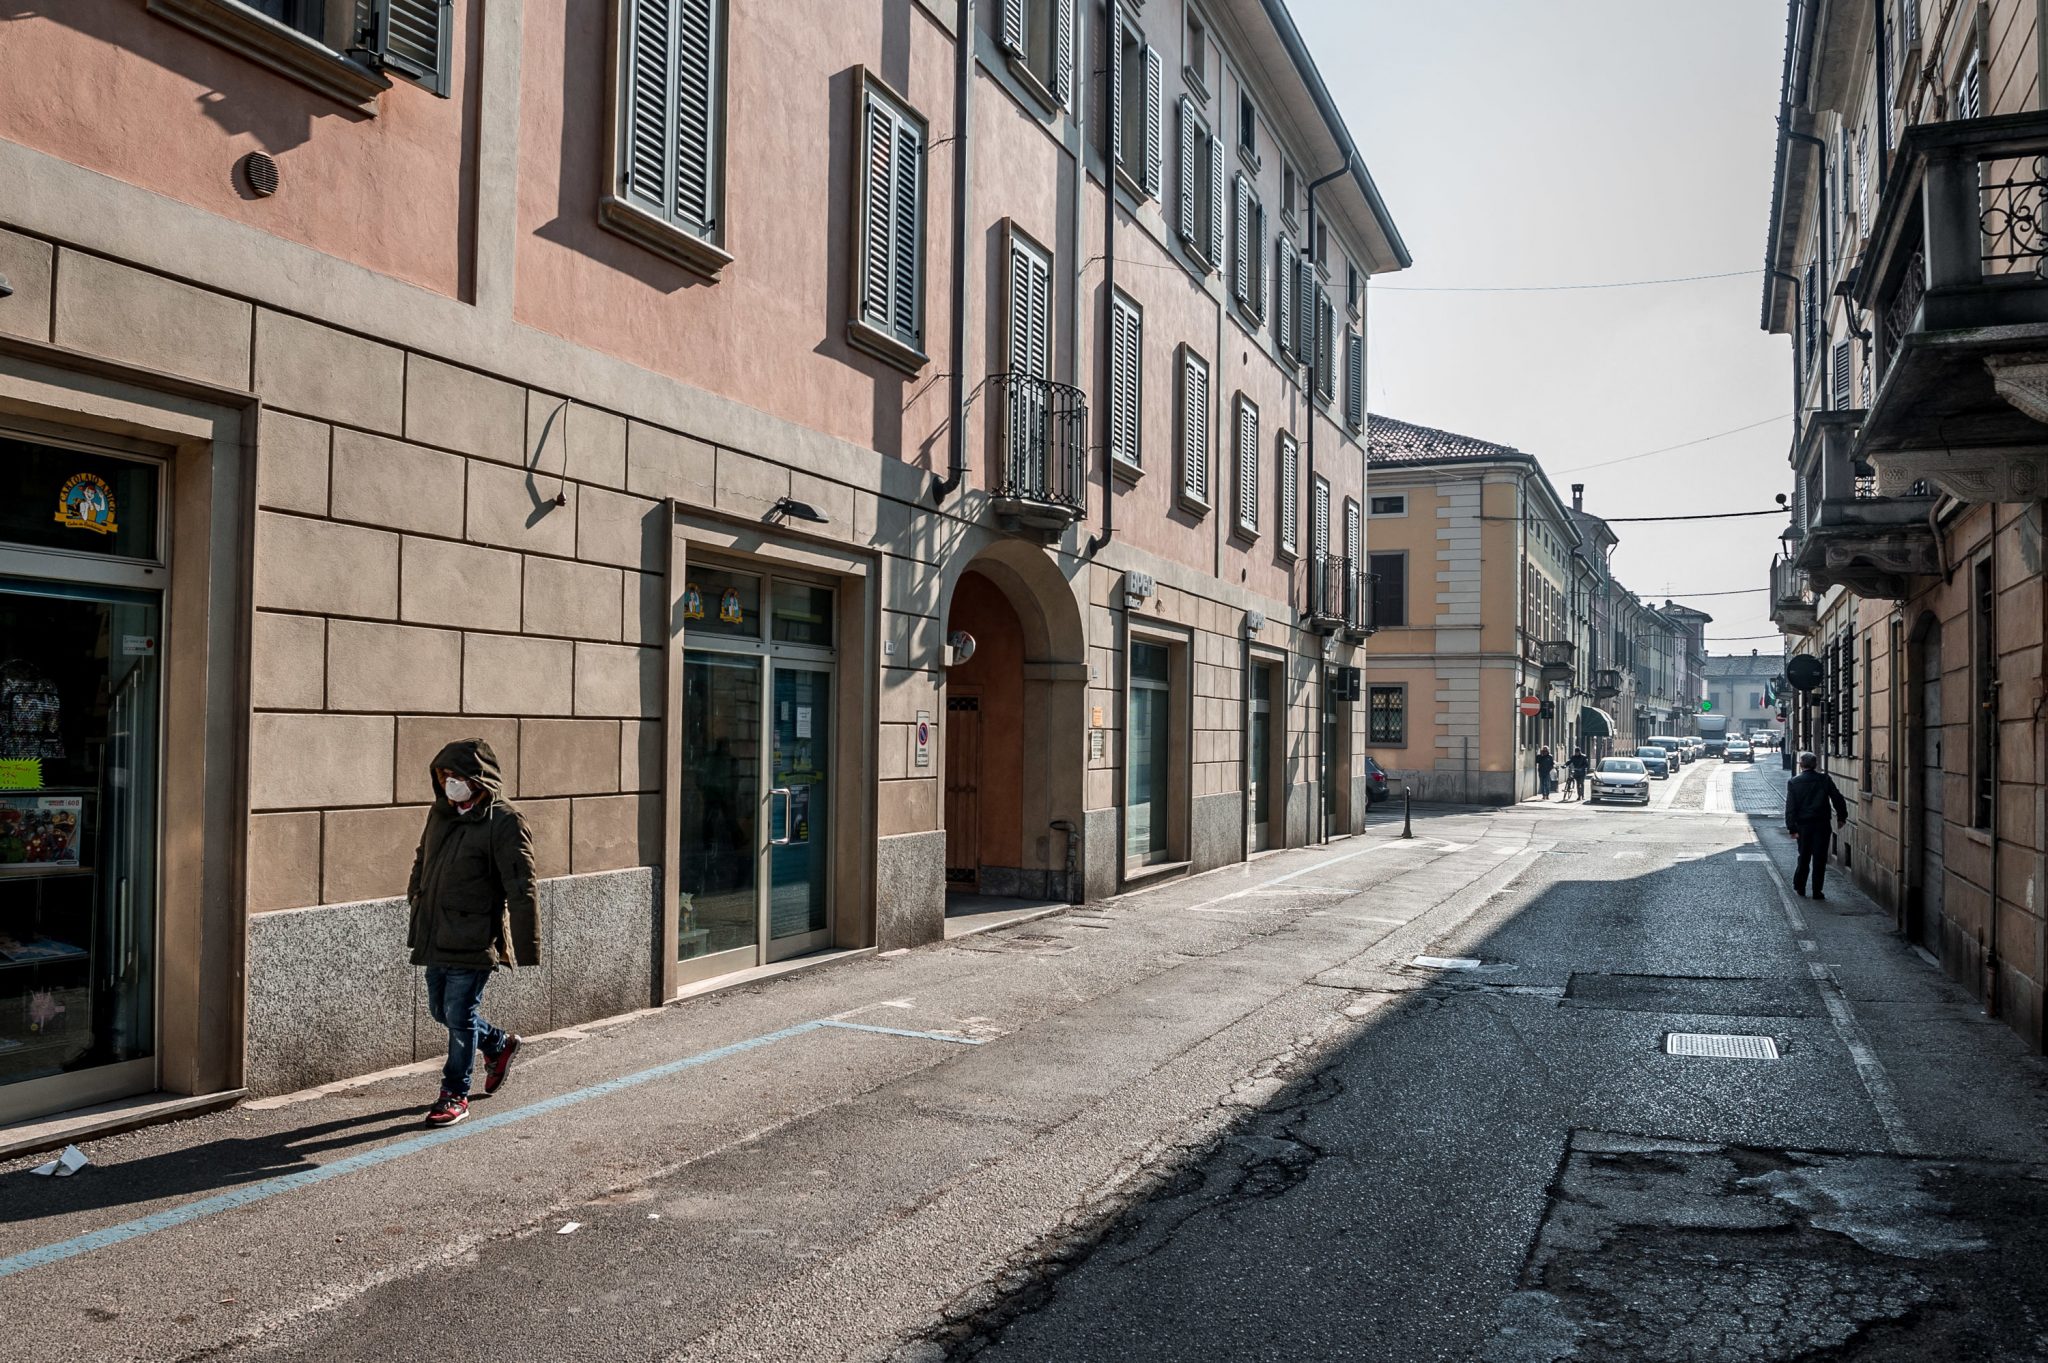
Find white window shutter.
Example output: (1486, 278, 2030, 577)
(859, 96, 896, 332)
(1279, 432, 1299, 554)
(1346, 500, 1361, 565)
(360, 0, 453, 96)
(1832, 339, 1853, 409)
(1142, 46, 1163, 198)
(1312, 478, 1330, 556)
(673, 0, 720, 233)
(1207, 122, 1225, 268)
(1008, 236, 1050, 381)
(1232, 176, 1251, 303)
(1111, 297, 1141, 464)
(1108, 16, 1124, 168)
(1237, 398, 1259, 530)
(620, 0, 675, 220)
(1001, 0, 1025, 56)
(1177, 98, 1197, 246)
(1344, 327, 1363, 430)
(1960, 50, 1981, 118)
(1053, 0, 1075, 105)
(1296, 252, 1315, 368)
(1181, 351, 1210, 505)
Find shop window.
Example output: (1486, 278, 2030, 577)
(0, 436, 160, 562)
(771, 580, 834, 647)
(1126, 638, 1180, 866)
(682, 565, 760, 641)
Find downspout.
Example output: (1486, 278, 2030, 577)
(1304, 158, 1349, 843)
(933, 0, 975, 502)
(1787, 125, 1832, 323)
(1873, 0, 1893, 200)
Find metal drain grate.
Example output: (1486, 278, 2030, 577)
(1664, 1032, 1781, 1060)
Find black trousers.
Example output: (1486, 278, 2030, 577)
(1792, 824, 1832, 894)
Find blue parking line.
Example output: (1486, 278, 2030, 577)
(0, 1018, 983, 1280)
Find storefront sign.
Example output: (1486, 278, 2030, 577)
(718, 588, 745, 625)
(53, 472, 118, 535)
(0, 794, 81, 866)
(0, 758, 42, 790)
(682, 582, 705, 621)
(914, 711, 932, 768)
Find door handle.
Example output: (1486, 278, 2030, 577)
(770, 787, 794, 845)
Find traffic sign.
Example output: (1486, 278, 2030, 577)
(1518, 695, 1542, 717)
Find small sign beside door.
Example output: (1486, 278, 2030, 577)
(914, 710, 932, 768)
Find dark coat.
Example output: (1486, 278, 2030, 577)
(1535, 751, 1555, 774)
(407, 739, 541, 971)
(1785, 769, 1849, 832)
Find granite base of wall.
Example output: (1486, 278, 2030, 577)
(245, 868, 657, 1097)
(876, 830, 945, 950)
(1083, 806, 1119, 902)
(978, 864, 1070, 902)
(1350, 777, 1372, 833)
(1403, 771, 1516, 805)
(1191, 791, 1243, 872)
(1286, 784, 1311, 848)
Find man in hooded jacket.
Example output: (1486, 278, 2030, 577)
(408, 738, 540, 1127)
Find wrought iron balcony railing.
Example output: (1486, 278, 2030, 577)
(1307, 552, 1348, 630)
(991, 373, 1087, 529)
(1593, 668, 1622, 699)
(1342, 568, 1378, 639)
(1787, 410, 1938, 600)
(1770, 552, 1818, 637)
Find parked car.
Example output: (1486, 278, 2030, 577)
(1635, 745, 1672, 778)
(1590, 757, 1652, 805)
(1364, 756, 1391, 803)
(1649, 736, 1688, 765)
(1725, 739, 1753, 763)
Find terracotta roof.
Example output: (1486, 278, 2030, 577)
(1704, 654, 1785, 678)
(1367, 414, 1533, 465)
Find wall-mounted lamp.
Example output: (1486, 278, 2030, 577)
(768, 496, 829, 524)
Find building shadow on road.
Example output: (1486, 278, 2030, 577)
(0, 1105, 421, 1224)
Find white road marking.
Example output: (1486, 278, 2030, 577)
(1173, 841, 1393, 915)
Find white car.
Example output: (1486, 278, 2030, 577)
(1725, 740, 1753, 763)
(1590, 757, 1652, 805)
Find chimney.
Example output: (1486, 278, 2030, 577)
(1571, 483, 1584, 513)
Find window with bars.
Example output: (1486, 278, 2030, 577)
(1233, 394, 1259, 536)
(1177, 98, 1224, 269)
(609, 0, 728, 273)
(1176, 346, 1210, 510)
(1369, 686, 1406, 745)
(1109, 290, 1143, 468)
(851, 76, 926, 365)
(1107, 7, 1162, 199)
(1368, 550, 1405, 627)
(1277, 430, 1300, 555)
(1232, 175, 1266, 318)
(1000, 0, 1074, 107)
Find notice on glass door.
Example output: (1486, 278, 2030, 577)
(795, 705, 812, 739)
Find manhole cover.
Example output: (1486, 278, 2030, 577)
(1665, 1032, 1781, 1059)
(1413, 955, 1482, 971)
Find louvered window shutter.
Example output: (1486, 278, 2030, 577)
(1232, 177, 1251, 303)
(1181, 351, 1210, 505)
(1346, 501, 1361, 565)
(1250, 201, 1266, 318)
(1296, 253, 1316, 369)
(1001, 0, 1025, 56)
(1111, 296, 1142, 465)
(1177, 99, 1197, 246)
(1276, 236, 1295, 356)
(671, 0, 720, 234)
(1344, 327, 1364, 430)
(891, 119, 922, 342)
(1315, 293, 1334, 398)
(1312, 478, 1330, 556)
(1142, 47, 1163, 198)
(1960, 51, 1981, 118)
(860, 97, 896, 333)
(1279, 432, 1300, 554)
(1053, 0, 1075, 105)
(1237, 398, 1259, 531)
(857, 88, 923, 348)
(1008, 237, 1050, 381)
(1832, 339, 1852, 409)
(357, 0, 452, 96)
(1207, 124, 1225, 268)
(1108, 16, 1124, 167)
(620, 0, 675, 220)
(1856, 126, 1870, 225)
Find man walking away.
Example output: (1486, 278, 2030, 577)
(1784, 751, 1849, 900)
(408, 738, 540, 1127)
(1535, 745, 1555, 801)
(1567, 747, 1590, 802)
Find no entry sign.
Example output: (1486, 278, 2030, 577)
(1518, 695, 1542, 717)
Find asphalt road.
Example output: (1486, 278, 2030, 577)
(5, 759, 2045, 1363)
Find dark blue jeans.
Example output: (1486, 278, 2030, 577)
(424, 966, 507, 1097)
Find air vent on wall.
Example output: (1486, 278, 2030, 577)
(241, 152, 280, 198)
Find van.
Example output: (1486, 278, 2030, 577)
(1648, 736, 1688, 765)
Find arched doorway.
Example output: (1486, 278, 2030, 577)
(941, 544, 1087, 906)
(1908, 615, 1945, 955)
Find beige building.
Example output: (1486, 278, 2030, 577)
(0, 0, 1407, 1134)
(1764, 0, 2048, 1051)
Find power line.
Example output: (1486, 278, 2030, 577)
(1554, 414, 1791, 474)
(1707, 632, 1789, 642)
(1376, 269, 1762, 294)
(1600, 508, 1787, 523)
(1655, 586, 1771, 598)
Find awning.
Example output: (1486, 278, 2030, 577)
(1579, 706, 1616, 738)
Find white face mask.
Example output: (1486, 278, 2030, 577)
(443, 776, 475, 805)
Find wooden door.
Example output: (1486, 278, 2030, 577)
(945, 693, 982, 890)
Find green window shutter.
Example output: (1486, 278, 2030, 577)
(357, 0, 452, 96)
(860, 95, 896, 332)
(617, 0, 721, 237)
(620, 0, 675, 219)
(1177, 98, 1197, 246)
(891, 118, 922, 342)
(1142, 46, 1163, 198)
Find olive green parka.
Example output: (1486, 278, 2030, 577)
(406, 739, 540, 970)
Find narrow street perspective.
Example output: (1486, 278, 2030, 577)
(5, 0, 2048, 1359)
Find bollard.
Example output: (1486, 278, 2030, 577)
(1401, 790, 1414, 839)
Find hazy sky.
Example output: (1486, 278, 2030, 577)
(1295, 0, 1792, 651)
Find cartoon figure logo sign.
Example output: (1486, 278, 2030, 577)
(718, 588, 744, 625)
(54, 473, 118, 536)
(682, 582, 705, 622)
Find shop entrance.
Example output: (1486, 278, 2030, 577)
(0, 436, 164, 1125)
(676, 561, 836, 987)
(1248, 662, 1280, 852)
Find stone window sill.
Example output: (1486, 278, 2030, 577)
(846, 318, 929, 377)
(147, 0, 389, 112)
(1232, 520, 1260, 545)
(1111, 455, 1145, 485)
(1004, 52, 1060, 119)
(1176, 490, 1210, 518)
(599, 195, 734, 282)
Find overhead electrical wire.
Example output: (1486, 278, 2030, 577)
(1375, 269, 1763, 293)
(1553, 414, 1792, 474)
(1598, 508, 1787, 523)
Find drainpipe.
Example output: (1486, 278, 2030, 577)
(1304, 158, 1349, 843)
(1873, 0, 1893, 200)
(1787, 125, 1832, 338)
(933, 0, 976, 502)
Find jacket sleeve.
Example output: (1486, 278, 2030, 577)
(494, 809, 542, 967)
(405, 819, 429, 947)
(1829, 776, 1850, 822)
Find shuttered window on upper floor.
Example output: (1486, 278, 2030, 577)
(1234, 394, 1260, 537)
(1958, 48, 1982, 119)
(351, 0, 451, 93)
(1311, 476, 1331, 558)
(1178, 98, 1224, 270)
(1832, 339, 1853, 410)
(1002, 0, 1075, 109)
(1108, 9, 1163, 199)
(607, 0, 729, 276)
(1344, 326, 1364, 431)
(1005, 226, 1053, 382)
(1177, 347, 1212, 511)
(1275, 234, 1297, 360)
(1296, 250, 1317, 373)
(1233, 175, 1266, 318)
(1313, 289, 1335, 401)
(1110, 291, 1144, 468)
(851, 75, 927, 370)
(1277, 430, 1300, 556)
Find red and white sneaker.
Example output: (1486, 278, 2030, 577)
(483, 1036, 522, 1096)
(425, 1091, 469, 1127)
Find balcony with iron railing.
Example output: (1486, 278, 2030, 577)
(1853, 111, 2048, 500)
(1769, 552, 1818, 637)
(1786, 409, 1937, 600)
(1538, 639, 1575, 687)
(1593, 668, 1622, 700)
(1341, 568, 1378, 642)
(1307, 552, 1349, 633)
(989, 373, 1088, 540)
